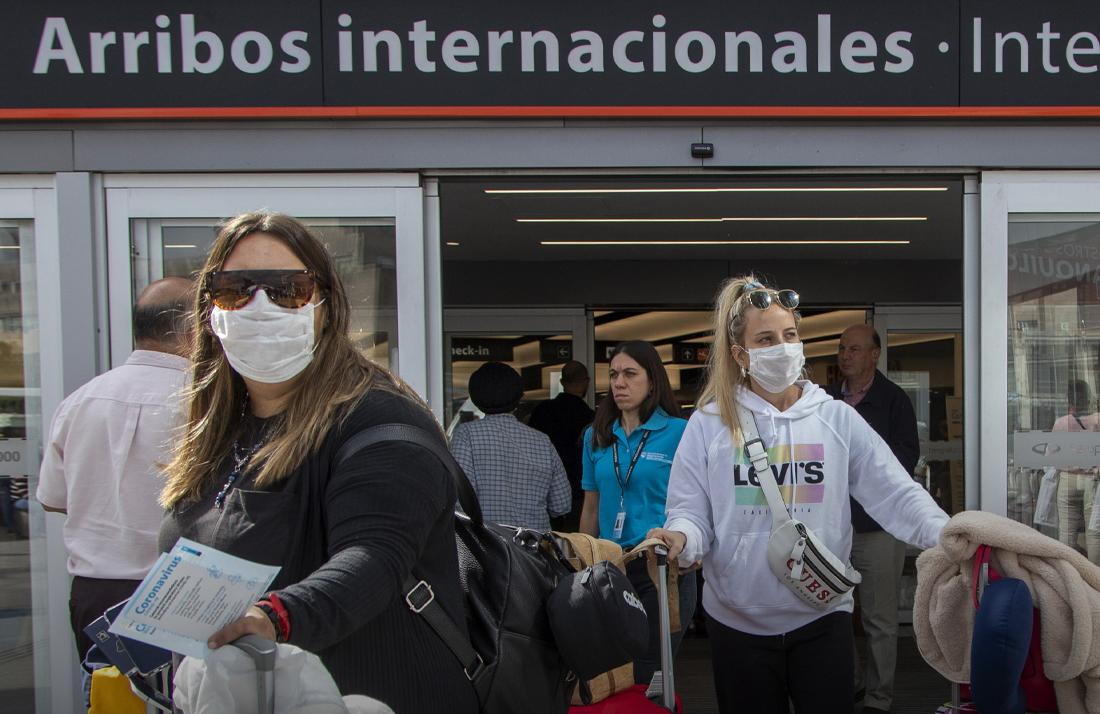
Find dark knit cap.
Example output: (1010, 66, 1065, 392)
(469, 362, 524, 414)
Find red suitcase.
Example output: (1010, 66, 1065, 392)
(568, 545, 683, 713)
(568, 685, 683, 713)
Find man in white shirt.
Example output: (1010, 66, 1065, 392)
(37, 277, 193, 660)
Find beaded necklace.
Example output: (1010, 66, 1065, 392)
(214, 403, 270, 509)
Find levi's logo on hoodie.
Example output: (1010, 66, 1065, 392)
(732, 444, 826, 509)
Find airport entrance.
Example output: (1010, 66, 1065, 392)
(439, 174, 967, 712)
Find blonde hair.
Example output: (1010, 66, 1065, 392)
(697, 274, 802, 444)
(160, 211, 423, 508)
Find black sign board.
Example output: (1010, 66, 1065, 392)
(671, 342, 712, 365)
(596, 341, 619, 362)
(6, 2, 1100, 116)
(451, 338, 513, 362)
(539, 339, 574, 363)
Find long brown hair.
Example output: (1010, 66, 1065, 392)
(160, 211, 421, 508)
(590, 341, 681, 449)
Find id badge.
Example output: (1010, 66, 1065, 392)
(612, 510, 626, 540)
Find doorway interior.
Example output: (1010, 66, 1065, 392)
(439, 173, 964, 452)
(438, 173, 966, 710)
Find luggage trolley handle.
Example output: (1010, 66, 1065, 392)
(230, 634, 278, 714)
(653, 545, 676, 712)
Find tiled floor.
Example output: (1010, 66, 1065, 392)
(673, 631, 950, 714)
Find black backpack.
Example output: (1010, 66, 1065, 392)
(334, 423, 574, 714)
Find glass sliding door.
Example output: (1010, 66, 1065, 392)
(0, 184, 47, 714)
(874, 307, 964, 515)
(105, 175, 426, 395)
(1007, 214, 1100, 559)
(982, 174, 1100, 555)
(131, 218, 398, 370)
(873, 307, 962, 625)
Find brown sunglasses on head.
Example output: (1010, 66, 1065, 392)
(206, 269, 317, 310)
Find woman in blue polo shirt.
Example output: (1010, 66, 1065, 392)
(579, 340, 694, 686)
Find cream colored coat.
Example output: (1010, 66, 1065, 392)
(914, 510, 1100, 714)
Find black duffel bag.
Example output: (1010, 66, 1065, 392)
(334, 423, 575, 714)
(547, 559, 649, 681)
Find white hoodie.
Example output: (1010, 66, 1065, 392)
(664, 380, 948, 636)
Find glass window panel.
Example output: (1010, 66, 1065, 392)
(886, 332, 963, 515)
(1007, 216, 1100, 562)
(160, 225, 217, 280)
(130, 218, 397, 369)
(0, 221, 40, 714)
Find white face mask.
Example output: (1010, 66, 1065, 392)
(210, 290, 320, 384)
(744, 342, 805, 394)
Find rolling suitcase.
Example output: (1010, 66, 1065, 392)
(568, 545, 684, 713)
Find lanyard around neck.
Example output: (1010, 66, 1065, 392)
(611, 429, 650, 498)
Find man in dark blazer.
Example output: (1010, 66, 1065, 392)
(528, 361, 593, 531)
(827, 324, 920, 714)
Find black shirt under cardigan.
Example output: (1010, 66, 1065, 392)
(158, 388, 479, 714)
(825, 369, 921, 533)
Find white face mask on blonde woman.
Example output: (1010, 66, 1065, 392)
(744, 342, 805, 394)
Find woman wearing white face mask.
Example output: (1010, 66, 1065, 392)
(647, 274, 948, 714)
(157, 212, 478, 714)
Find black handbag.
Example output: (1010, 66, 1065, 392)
(334, 423, 574, 714)
(547, 559, 649, 681)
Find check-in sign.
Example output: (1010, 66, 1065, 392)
(1013, 431, 1100, 469)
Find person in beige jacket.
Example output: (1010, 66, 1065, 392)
(915, 510, 1100, 714)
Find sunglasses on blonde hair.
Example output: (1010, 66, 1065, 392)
(206, 269, 316, 310)
(739, 281, 800, 311)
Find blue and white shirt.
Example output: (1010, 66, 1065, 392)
(581, 407, 688, 547)
(450, 413, 572, 531)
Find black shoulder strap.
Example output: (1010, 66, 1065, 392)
(333, 422, 483, 525)
(332, 423, 487, 687)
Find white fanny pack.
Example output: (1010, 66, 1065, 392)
(737, 404, 861, 609)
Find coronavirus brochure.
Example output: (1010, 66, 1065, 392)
(108, 538, 280, 659)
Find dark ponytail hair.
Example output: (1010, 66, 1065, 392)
(591, 340, 681, 449)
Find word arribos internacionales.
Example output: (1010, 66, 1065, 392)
(34, 12, 1100, 77)
(32, 13, 917, 76)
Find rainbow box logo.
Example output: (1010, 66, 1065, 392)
(731, 444, 825, 506)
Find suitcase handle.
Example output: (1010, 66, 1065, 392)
(230, 634, 277, 714)
(653, 545, 676, 711)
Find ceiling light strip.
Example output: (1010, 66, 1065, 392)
(541, 240, 911, 246)
(487, 187, 949, 194)
(518, 216, 927, 223)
